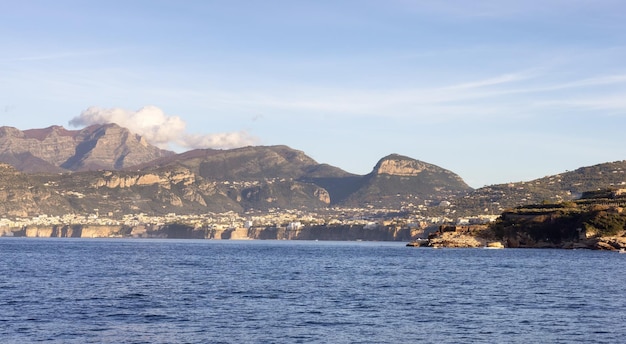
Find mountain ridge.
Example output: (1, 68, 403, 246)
(0, 123, 624, 217)
(0, 124, 472, 215)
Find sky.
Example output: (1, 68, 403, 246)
(1, 0, 626, 188)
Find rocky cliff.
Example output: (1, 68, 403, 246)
(4, 223, 418, 241)
(491, 203, 626, 250)
(419, 192, 626, 250)
(0, 124, 173, 172)
(374, 155, 429, 176)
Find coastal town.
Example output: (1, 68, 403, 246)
(0, 205, 499, 240)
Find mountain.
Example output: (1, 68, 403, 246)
(0, 163, 235, 216)
(135, 145, 354, 180)
(136, 149, 472, 209)
(454, 160, 626, 216)
(337, 154, 473, 207)
(0, 162, 333, 217)
(0, 125, 475, 216)
(2, 123, 625, 218)
(130, 145, 353, 211)
(0, 124, 174, 173)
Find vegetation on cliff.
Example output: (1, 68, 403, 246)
(488, 189, 626, 249)
(415, 188, 626, 249)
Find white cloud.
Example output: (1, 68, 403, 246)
(443, 72, 537, 90)
(180, 131, 257, 149)
(216, 69, 626, 122)
(534, 74, 626, 92)
(69, 105, 259, 150)
(535, 94, 626, 112)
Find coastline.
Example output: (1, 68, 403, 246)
(407, 230, 626, 251)
(0, 223, 420, 242)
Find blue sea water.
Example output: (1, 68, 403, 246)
(1, 238, 625, 343)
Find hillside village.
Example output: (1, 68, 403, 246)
(0, 202, 499, 240)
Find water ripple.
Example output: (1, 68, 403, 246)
(1, 239, 625, 343)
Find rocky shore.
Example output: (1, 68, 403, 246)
(407, 224, 626, 251)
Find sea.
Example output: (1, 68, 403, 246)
(1, 238, 625, 344)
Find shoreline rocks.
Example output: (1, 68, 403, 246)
(408, 233, 626, 250)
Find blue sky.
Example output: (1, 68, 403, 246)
(1, 0, 626, 187)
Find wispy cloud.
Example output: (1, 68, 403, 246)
(195, 68, 626, 123)
(69, 106, 259, 150)
(530, 74, 626, 92)
(194, 71, 537, 119)
(0, 49, 118, 63)
(535, 94, 626, 112)
(442, 71, 537, 90)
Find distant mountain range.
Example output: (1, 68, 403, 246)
(0, 124, 624, 217)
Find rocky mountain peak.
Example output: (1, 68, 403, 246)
(373, 154, 429, 176)
(0, 123, 173, 173)
(23, 125, 78, 140)
(0, 126, 22, 136)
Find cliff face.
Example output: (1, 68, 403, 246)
(491, 205, 626, 249)
(0, 124, 173, 173)
(61, 124, 171, 171)
(375, 156, 428, 176)
(0, 126, 78, 167)
(5, 223, 416, 241)
(373, 155, 470, 189)
(421, 198, 626, 250)
(14, 225, 125, 238)
(92, 168, 196, 189)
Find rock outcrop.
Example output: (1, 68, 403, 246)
(375, 156, 428, 176)
(92, 168, 196, 189)
(428, 232, 485, 248)
(421, 195, 626, 250)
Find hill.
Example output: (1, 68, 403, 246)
(337, 154, 472, 207)
(135, 145, 353, 180)
(136, 149, 472, 209)
(452, 161, 626, 216)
